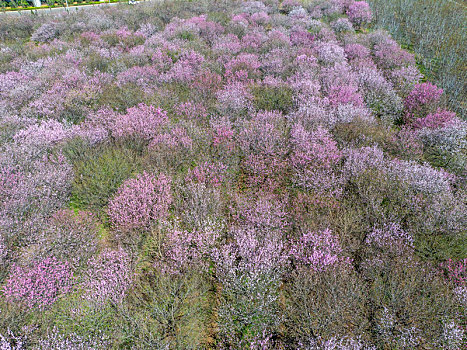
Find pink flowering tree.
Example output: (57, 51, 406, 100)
(441, 258, 466, 287)
(328, 85, 365, 107)
(3, 257, 73, 309)
(212, 226, 286, 348)
(237, 111, 288, 191)
(346, 1, 372, 28)
(290, 124, 344, 199)
(0, 234, 7, 267)
(82, 248, 131, 306)
(107, 172, 172, 233)
(404, 82, 444, 121)
(112, 103, 169, 144)
(289, 229, 349, 272)
(157, 221, 221, 275)
(412, 110, 457, 130)
(185, 162, 227, 188)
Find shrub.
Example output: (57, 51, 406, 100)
(232, 193, 289, 233)
(31, 22, 60, 43)
(156, 220, 221, 275)
(0, 147, 73, 244)
(71, 145, 138, 211)
(148, 126, 193, 151)
(412, 110, 457, 129)
(21, 210, 100, 269)
(224, 53, 262, 82)
(0, 234, 6, 267)
(251, 84, 294, 114)
(213, 226, 285, 348)
(237, 111, 289, 191)
(175, 182, 223, 230)
(284, 265, 369, 345)
(357, 66, 403, 117)
(34, 328, 110, 350)
(185, 161, 226, 188)
(328, 85, 364, 107)
(12, 119, 71, 149)
(417, 118, 467, 173)
(124, 267, 208, 349)
(216, 82, 253, 116)
(107, 172, 172, 233)
(330, 18, 354, 33)
(315, 42, 346, 65)
(441, 258, 467, 287)
(373, 42, 415, 71)
(289, 229, 350, 272)
(366, 260, 459, 348)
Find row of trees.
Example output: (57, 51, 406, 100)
(367, 0, 466, 119)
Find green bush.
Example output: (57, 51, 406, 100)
(251, 85, 294, 114)
(367, 260, 457, 347)
(95, 84, 146, 112)
(284, 266, 369, 344)
(71, 144, 140, 211)
(117, 265, 209, 349)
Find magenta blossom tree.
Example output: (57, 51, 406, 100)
(3, 257, 73, 309)
(108, 172, 172, 232)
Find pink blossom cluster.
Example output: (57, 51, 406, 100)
(211, 117, 235, 150)
(373, 42, 415, 70)
(25, 209, 100, 268)
(149, 126, 193, 150)
(289, 229, 349, 272)
(216, 82, 253, 115)
(0, 234, 6, 265)
(158, 223, 221, 274)
(290, 124, 343, 198)
(366, 223, 414, 252)
(3, 257, 73, 309)
(112, 103, 169, 141)
(36, 328, 110, 350)
(82, 248, 131, 305)
(346, 1, 372, 27)
(233, 193, 289, 233)
(224, 53, 262, 82)
(186, 162, 227, 188)
(328, 85, 364, 107)
(108, 172, 172, 232)
(174, 101, 208, 120)
(441, 259, 467, 287)
(404, 82, 444, 120)
(13, 119, 71, 148)
(412, 110, 457, 129)
(213, 226, 286, 280)
(116, 65, 159, 90)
